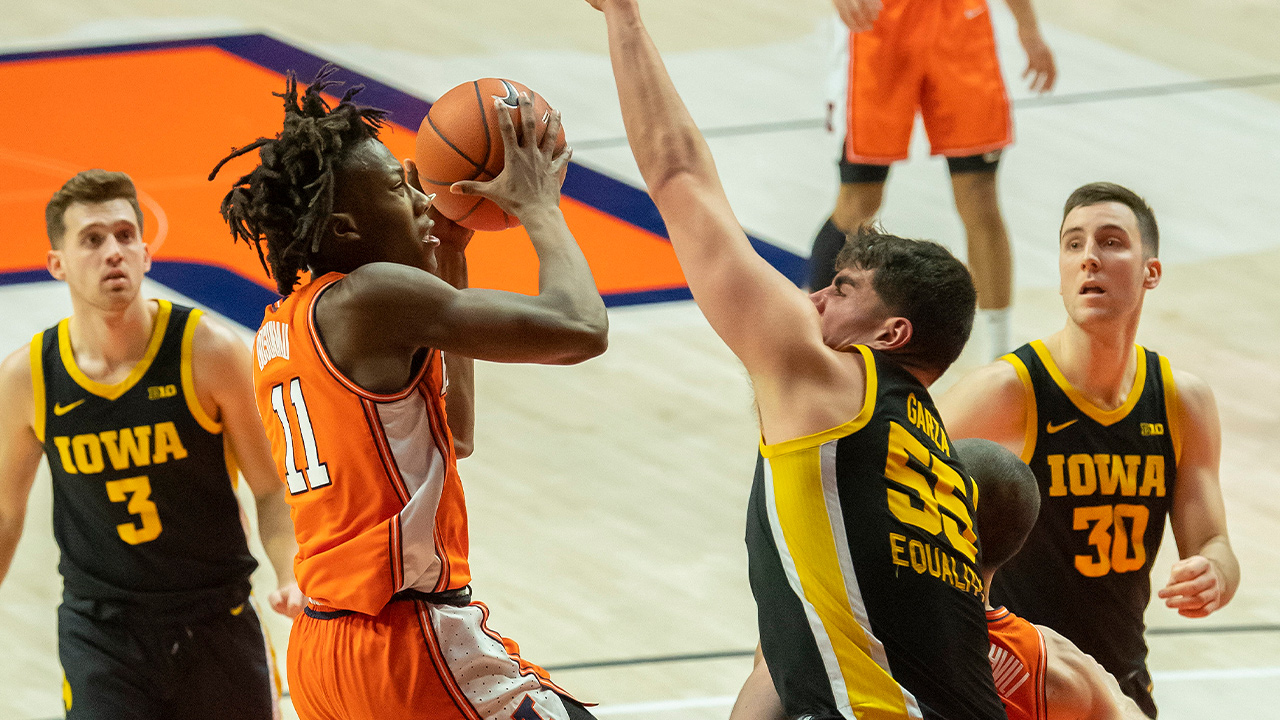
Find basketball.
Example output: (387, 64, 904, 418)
(414, 78, 568, 232)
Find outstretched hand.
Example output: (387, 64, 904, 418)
(450, 94, 572, 220)
(1019, 27, 1057, 93)
(1157, 555, 1226, 618)
(268, 582, 306, 618)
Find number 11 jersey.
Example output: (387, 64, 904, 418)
(253, 273, 470, 616)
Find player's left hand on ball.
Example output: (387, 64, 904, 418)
(404, 159, 474, 251)
(1018, 28, 1056, 93)
(1157, 556, 1224, 618)
(269, 582, 307, 618)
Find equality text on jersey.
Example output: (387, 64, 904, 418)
(52, 422, 189, 475)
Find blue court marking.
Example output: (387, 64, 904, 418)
(0, 34, 806, 327)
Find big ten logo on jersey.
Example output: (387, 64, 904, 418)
(1046, 453, 1165, 579)
(51, 422, 188, 546)
(256, 320, 290, 371)
(147, 384, 177, 400)
(884, 422, 983, 597)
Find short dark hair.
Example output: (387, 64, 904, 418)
(45, 170, 143, 248)
(834, 227, 976, 375)
(953, 438, 1040, 574)
(209, 65, 388, 296)
(1062, 182, 1159, 257)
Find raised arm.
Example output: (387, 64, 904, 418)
(1158, 370, 1238, 617)
(937, 360, 1031, 459)
(329, 97, 607, 368)
(191, 316, 303, 617)
(588, 0, 835, 387)
(0, 345, 49, 588)
(1041, 626, 1148, 720)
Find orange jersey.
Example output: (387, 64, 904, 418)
(253, 272, 470, 615)
(987, 607, 1048, 720)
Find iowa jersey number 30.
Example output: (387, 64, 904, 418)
(270, 378, 331, 494)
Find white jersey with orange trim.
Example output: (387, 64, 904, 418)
(252, 272, 470, 615)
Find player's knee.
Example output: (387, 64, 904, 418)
(833, 180, 886, 230)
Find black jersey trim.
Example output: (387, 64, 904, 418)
(1000, 352, 1039, 463)
(56, 300, 172, 401)
(760, 345, 878, 458)
(179, 308, 222, 434)
(1029, 340, 1147, 427)
(29, 333, 46, 443)
(1158, 356, 1183, 465)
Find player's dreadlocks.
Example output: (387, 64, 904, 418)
(209, 65, 388, 296)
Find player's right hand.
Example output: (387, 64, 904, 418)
(269, 582, 307, 618)
(834, 0, 882, 32)
(450, 93, 572, 220)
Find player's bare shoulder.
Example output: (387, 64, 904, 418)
(937, 359, 1028, 455)
(1040, 624, 1146, 720)
(0, 342, 36, 434)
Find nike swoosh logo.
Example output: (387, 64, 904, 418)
(53, 399, 86, 416)
(491, 79, 519, 108)
(1046, 419, 1078, 434)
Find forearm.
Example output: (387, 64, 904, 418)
(522, 206, 608, 336)
(603, 0, 717, 197)
(1002, 0, 1041, 32)
(0, 517, 23, 587)
(254, 491, 298, 589)
(436, 244, 476, 456)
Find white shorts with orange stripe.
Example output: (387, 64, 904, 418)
(288, 598, 579, 720)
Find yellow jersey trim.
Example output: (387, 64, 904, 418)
(58, 300, 172, 401)
(1159, 356, 1182, 466)
(180, 309, 222, 434)
(29, 334, 46, 444)
(760, 345, 879, 459)
(1030, 339, 1146, 427)
(1000, 352, 1038, 463)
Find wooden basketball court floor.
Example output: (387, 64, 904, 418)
(1, 1, 1277, 718)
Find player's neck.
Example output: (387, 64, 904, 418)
(1045, 324, 1140, 410)
(66, 296, 159, 380)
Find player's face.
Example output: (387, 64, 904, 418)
(336, 139, 438, 273)
(810, 267, 894, 350)
(1058, 201, 1161, 328)
(47, 199, 150, 310)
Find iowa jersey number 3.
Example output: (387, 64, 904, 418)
(270, 378, 331, 494)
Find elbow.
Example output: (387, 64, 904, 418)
(553, 318, 609, 365)
(453, 438, 474, 459)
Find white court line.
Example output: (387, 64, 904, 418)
(591, 667, 1280, 716)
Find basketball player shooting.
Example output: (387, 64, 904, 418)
(588, 1, 1006, 718)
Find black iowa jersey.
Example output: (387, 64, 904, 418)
(990, 340, 1179, 683)
(747, 346, 1005, 720)
(33, 300, 256, 618)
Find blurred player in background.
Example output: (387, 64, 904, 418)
(940, 182, 1239, 717)
(0, 169, 301, 719)
(588, 1, 1009, 718)
(210, 68, 606, 720)
(812, 0, 1056, 359)
(731, 438, 1150, 720)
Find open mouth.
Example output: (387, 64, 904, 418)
(1079, 282, 1104, 295)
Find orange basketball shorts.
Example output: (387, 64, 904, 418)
(287, 598, 580, 720)
(844, 0, 1012, 164)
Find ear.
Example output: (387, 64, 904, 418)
(329, 213, 360, 244)
(867, 316, 913, 352)
(1142, 257, 1162, 290)
(142, 238, 153, 274)
(46, 249, 66, 282)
